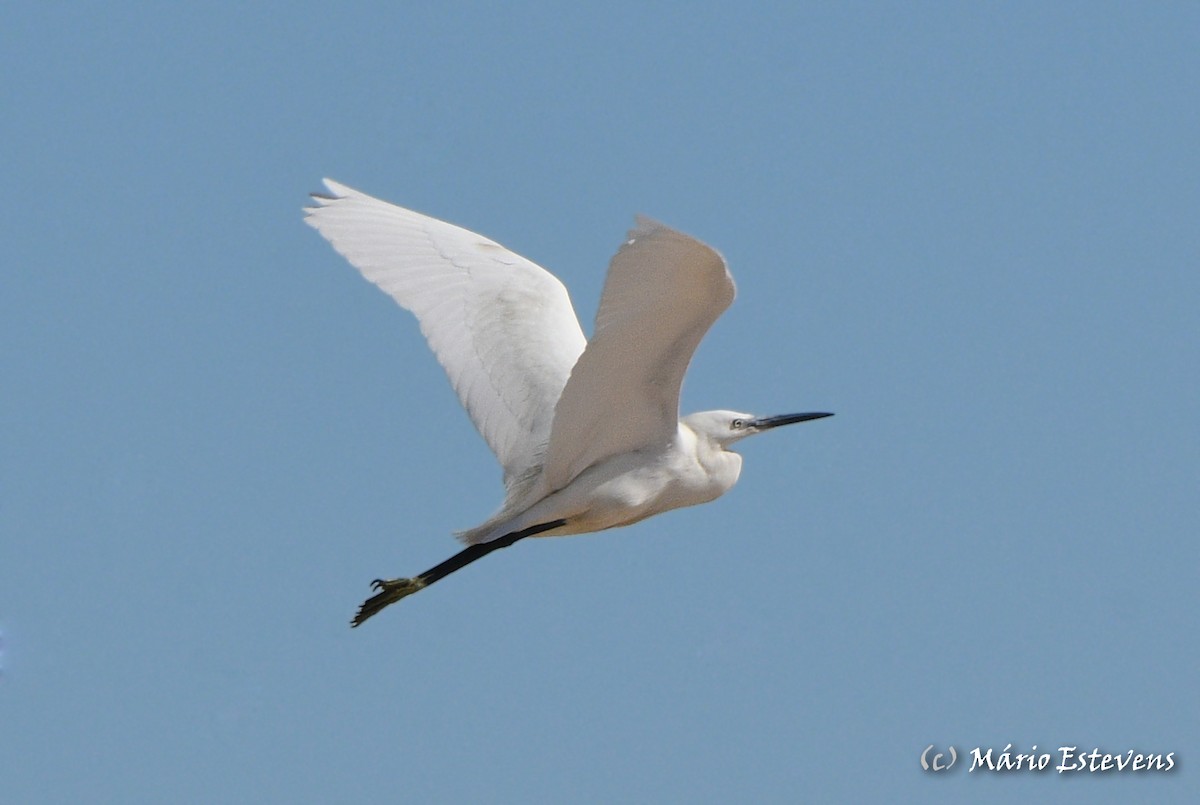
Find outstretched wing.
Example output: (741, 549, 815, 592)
(542, 216, 735, 491)
(304, 179, 587, 490)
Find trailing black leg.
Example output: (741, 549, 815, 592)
(350, 519, 568, 627)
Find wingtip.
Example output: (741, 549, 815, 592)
(304, 178, 355, 219)
(627, 214, 671, 242)
(320, 177, 353, 197)
(306, 177, 354, 204)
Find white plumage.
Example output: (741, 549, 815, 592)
(304, 180, 831, 626)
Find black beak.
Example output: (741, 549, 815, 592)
(751, 412, 834, 431)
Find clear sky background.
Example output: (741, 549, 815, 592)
(2, 3, 1196, 803)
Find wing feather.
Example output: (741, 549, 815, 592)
(304, 180, 587, 490)
(542, 217, 734, 490)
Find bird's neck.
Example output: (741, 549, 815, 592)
(680, 423, 743, 494)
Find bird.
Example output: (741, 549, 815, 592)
(304, 179, 832, 627)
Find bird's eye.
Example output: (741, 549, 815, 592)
(731, 418, 745, 430)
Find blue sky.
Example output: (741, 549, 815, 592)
(2, 3, 1196, 802)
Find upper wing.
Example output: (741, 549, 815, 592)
(304, 179, 587, 490)
(542, 216, 735, 491)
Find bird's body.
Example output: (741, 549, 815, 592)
(473, 416, 742, 543)
(304, 180, 831, 626)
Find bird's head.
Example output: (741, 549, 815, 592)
(683, 409, 834, 450)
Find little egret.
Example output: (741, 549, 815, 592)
(304, 180, 832, 626)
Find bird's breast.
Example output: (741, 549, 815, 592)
(551, 446, 737, 533)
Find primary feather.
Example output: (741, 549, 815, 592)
(304, 179, 587, 494)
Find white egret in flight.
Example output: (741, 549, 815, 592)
(304, 180, 832, 626)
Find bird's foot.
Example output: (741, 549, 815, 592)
(351, 576, 427, 628)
